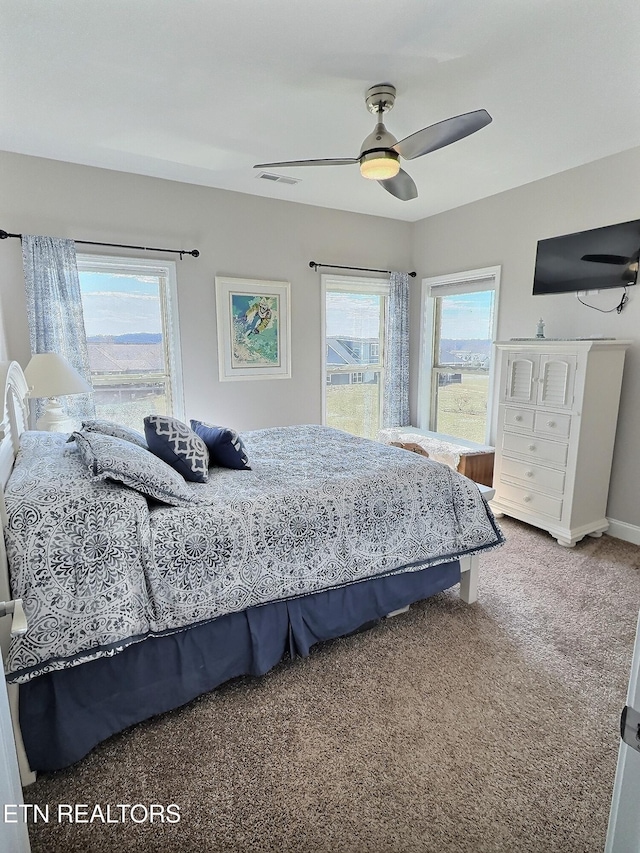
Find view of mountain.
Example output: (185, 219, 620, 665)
(440, 338, 492, 355)
(86, 333, 162, 344)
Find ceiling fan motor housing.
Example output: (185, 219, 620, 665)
(359, 123, 398, 157)
(365, 83, 397, 114)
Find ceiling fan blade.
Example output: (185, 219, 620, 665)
(394, 109, 492, 161)
(581, 253, 631, 265)
(378, 168, 418, 201)
(254, 158, 358, 169)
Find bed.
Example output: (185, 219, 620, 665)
(0, 361, 504, 784)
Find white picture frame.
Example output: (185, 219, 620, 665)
(215, 276, 291, 381)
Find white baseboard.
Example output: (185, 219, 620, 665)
(606, 518, 640, 546)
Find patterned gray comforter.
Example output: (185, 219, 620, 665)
(4, 427, 503, 682)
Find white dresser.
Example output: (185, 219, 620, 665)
(490, 339, 630, 546)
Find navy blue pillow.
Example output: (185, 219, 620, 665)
(190, 420, 251, 470)
(144, 415, 209, 483)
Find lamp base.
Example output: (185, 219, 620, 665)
(35, 399, 76, 433)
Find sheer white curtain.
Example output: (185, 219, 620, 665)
(382, 271, 410, 428)
(22, 235, 95, 421)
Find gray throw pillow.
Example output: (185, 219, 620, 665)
(79, 419, 148, 448)
(72, 430, 199, 507)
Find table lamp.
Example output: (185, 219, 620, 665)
(24, 352, 93, 432)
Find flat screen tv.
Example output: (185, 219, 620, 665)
(533, 218, 640, 295)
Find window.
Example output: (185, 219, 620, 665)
(77, 255, 184, 430)
(418, 267, 500, 445)
(322, 276, 388, 440)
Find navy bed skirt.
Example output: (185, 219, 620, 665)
(20, 559, 460, 772)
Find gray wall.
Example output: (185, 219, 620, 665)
(1, 145, 638, 530)
(410, 145, 640, 529)
(0, 151, 410, 430)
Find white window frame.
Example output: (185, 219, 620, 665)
(417, 266, 501, 445)
(76, 253, 185, 421)
(321, 274, 389, 429)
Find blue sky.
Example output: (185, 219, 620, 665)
(326, 292, 382, 338)
(79, 272, 162, 337)
(440, 291, 494, 339)
(325, 290, 494, 341)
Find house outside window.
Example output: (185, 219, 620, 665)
(77, 254, 184, 430)
(418, 266, 500, 445)
(322, 275, 388, 440)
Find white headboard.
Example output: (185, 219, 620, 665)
(0, 362, 37, 786)
(0, 362, 29, 662)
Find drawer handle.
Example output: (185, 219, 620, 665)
(515, 415, 523, 422)
(528, 444, 536, 452)
(547, 420, 556, 428)
(522, 495, 532, 503)
(525, 470, 534, 478)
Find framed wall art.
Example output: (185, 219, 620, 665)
(215, 276, 291, 381)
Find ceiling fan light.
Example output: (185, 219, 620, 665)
(359, 151, 400, 180)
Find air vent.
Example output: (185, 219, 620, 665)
(257, 172, 300, 186)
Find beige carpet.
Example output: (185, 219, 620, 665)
(22, 517, 640, 853)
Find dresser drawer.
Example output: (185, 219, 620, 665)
(503, 407, 534, 430)
(533, 411, 572, 439)
(502, 431, 568, 466)
(499, 457, 566, 492)
(497, 482, 563, 520)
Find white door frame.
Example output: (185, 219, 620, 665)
(605, 608, 640, 852)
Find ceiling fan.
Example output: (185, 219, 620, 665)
(581, 251, 640, 283)
(254, 83, 492, 201)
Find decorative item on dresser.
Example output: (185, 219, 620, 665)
(490, 339, 631, 547)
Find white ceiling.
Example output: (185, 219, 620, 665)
(2, 0, 640, 223)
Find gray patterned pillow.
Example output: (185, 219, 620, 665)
(72, 430, 199, 506)
(144, 415, 209, 483)
(79, 419, 148, 448)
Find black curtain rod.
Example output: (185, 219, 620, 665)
(0, 230, 199, 259)
(309, 260, 416, 277)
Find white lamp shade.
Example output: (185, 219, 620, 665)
(24, 353, 93, 398)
